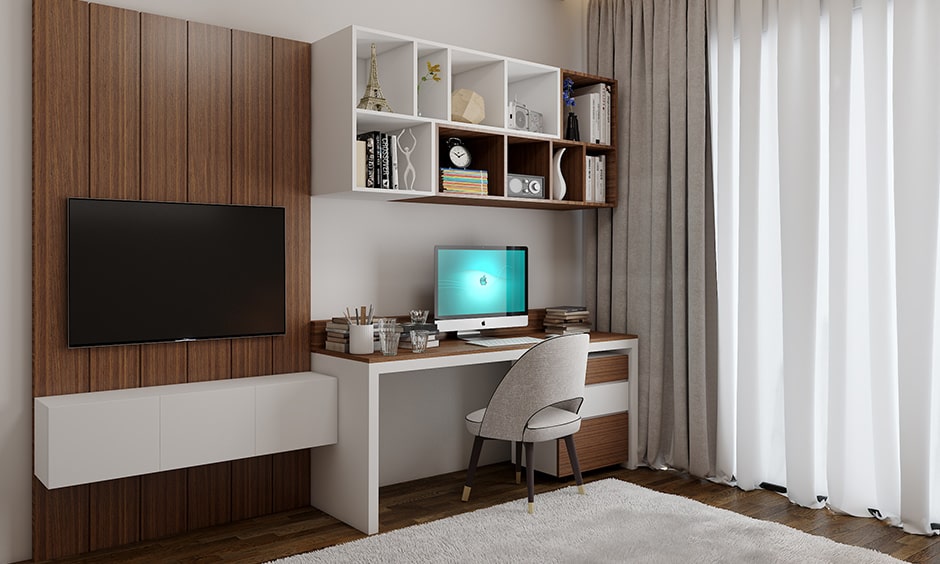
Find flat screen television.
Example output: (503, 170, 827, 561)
(433, 245, 528, 336)
(68, 198, 286, 348)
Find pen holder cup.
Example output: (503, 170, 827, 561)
(349, 323, 374, 354)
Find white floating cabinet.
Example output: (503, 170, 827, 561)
(35, 372, 337, 489)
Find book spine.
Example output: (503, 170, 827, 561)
(390, 134, 399, 189)
(596, 155, 606, 203)
(355, 140, 367, 187)
(590, 92, 600, 144)
(380, 133, 390, 189)
(356, 132, 376, 187)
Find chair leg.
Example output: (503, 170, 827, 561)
(515, 441, 523, 484)
(462, 436, 485, 502)
(563, 434, 585, 494)
(524, 442, 535, 513)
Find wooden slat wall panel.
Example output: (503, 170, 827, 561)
(232, 30, 275, 381)
(188, 463, 232, 530)
(141, 13, 188, 204)
(272, 37, 311, 376)
(140, 469, 187, 540)
(232, 456, 274, 521)
(89, 3, 141, 395)
(272, 449, 312, 512)
(34, 3, 312, 557)
(32, 1, 91, 559)
(90, 477, 140, 551)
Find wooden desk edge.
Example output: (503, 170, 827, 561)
(310, 328, 637, 364)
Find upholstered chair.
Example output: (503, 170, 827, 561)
(461, 333, 589, 513)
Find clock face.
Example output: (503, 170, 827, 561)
(446, 139, 471, 168)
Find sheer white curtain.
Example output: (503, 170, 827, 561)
(708, 0, 940, 534)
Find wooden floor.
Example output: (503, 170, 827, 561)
(32, 463, 940, 563)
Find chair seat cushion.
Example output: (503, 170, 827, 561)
(523, 406, 582, 442)
(465, 406, 581, 442)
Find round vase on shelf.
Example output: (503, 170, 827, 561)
(552, 147, 567, 200)
(565, 111, 580, 141)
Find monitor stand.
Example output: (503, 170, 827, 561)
(456, 331, 484, 340)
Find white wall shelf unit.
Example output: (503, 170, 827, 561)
(311, 25, 615, 210)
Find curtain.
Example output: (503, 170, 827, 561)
(585, 0, 718, 477)
(709, 0, 940, 535)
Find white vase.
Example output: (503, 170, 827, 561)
(552, 147, 567, 200)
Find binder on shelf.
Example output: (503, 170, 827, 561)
(573, 83, 611, 145)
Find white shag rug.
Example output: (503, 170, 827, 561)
(268, 478, 900, 563)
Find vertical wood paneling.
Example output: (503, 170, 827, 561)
(32, 0, 91, 558)
(232, 456, 274, 520)
(188, 462, 232, 529)
(232, 30, 275, 383)
(272, 449, 312, 512)
(140, 469, 187, 540)
(34, 5, 312, 558)
(89, 4, 141, 395)
(140, 342, 188, 387)
(90, 477, 140, 551)
(33, 479, 89, 560)
(32, 0, 90, 398)
(141, 13, 187, 203)
(272, 37, 311, 376)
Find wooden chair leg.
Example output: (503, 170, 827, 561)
(462, 436, 485, 502)
(563, 435, 585, 494)
(524, 442, 535, 513)
(515, 441, 523, 484)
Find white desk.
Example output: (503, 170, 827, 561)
(309, 332, 638, 534)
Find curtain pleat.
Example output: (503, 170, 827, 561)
(586, 0, 717, 476)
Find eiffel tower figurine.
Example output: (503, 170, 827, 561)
(357, 43, 393, 112)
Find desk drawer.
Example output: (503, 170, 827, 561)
(557, 412, 629, 477)
(529, 411, 629, 478)
(586, 354, 628, 385)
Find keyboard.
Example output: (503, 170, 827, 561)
(465, 336, 544, 348)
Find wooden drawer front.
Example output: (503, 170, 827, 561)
(585, 354, 629, 385)
(557, 412, 628, 477)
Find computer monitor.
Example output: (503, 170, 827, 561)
(434, 245, 528, 337)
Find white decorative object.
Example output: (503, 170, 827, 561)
(552, 147, 567, 200)
(397, 128, 417, 191)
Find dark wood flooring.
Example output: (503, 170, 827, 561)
(30, 463, 940, 563)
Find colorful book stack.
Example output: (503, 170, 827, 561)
(440, 168, 488, 195)
(398, 323, 441, 348)
(324, 317, 378, 353)
(543, 306, 592, 335)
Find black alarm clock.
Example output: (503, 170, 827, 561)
(443, 137, 471, 169)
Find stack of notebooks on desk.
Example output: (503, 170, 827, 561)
(440, 168, 488, 195)
(324, 317, 377, 353)
(398, 323, 441, 348)
(543, 306, 592, 335)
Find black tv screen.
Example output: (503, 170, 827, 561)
(68, 198, 286, 348)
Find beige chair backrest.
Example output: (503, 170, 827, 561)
(478, 333, 589, 441)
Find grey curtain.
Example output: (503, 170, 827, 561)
(585, 0, 718, 477)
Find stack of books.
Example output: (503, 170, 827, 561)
(324, 317, 377, 353)
(440, 168, 488, 195)
(571, 83, 612, 146)
(356, 131, 400, 189)
(543, 306, 592, 335)
(584, 154, 606, 204)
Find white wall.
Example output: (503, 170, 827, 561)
(0, 1, 587, 560)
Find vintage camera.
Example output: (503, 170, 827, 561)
(507, 100, 544, 133)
